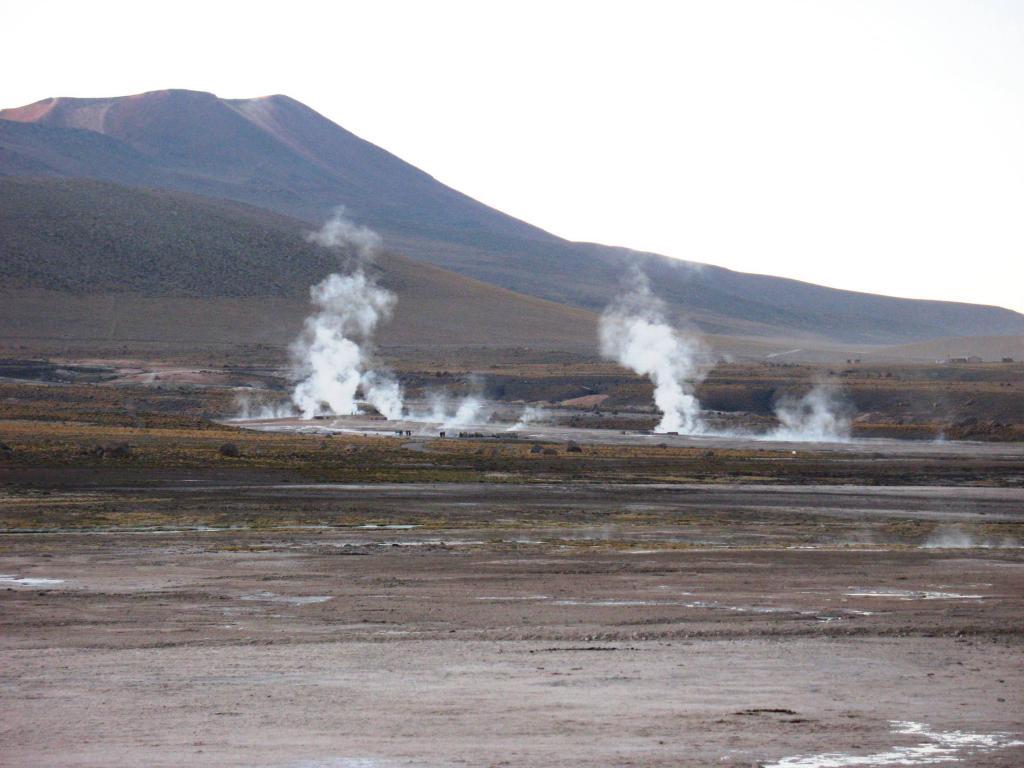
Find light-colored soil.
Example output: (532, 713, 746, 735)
(3, 635, 1021, 768)
(2, 479, 1022, 767)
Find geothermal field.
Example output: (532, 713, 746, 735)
(2, 214, 1023, 767)
(3, 389, 1024, 767)
(2, 63, 1024, 765)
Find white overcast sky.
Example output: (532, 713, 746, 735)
(4, 0, 1023, 312)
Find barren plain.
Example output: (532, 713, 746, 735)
(1, 360, 1022, 767)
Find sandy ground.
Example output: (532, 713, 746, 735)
(2, 477, 1023, 767)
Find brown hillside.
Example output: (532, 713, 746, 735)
(0, 178, 597, 353)
(4, 89, 1023, 344)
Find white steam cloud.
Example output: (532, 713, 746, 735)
(507, 404, 548, 431)
(286, 210, 496, 427)
(306, 211, 382, 257)
(408, 377, 491, 430)
(360, 371, 404, 421)
(598, 270, 855, 442)
(921, 525, 1021, 550)
(599, 272, 706, 434)
(289, 209, 404, 420)
(233, 390, 294, 420)
(770, 384, 851, 442)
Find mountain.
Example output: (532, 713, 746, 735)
(3, 89, 1023, 344)
(0, 177, 598, 352)
(0, 90, 544, 244)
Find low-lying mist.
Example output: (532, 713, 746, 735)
(407, 379, 491, 430)
(769, 384, 852, 442)
(921, 525, 1021, 550)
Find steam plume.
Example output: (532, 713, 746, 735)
(410, 377, 490, 429)
(233, 390, 294, 420)
(921, 525, 1021, 549)
(599, 271, 706, 434)
(507, 404, 548, 431)
(289, 209, 404, 419)
(306, 211, 381, 257)
(360, 371, 404, 420)
(770, 384, 850, 442)
(440, 395, 488, 429)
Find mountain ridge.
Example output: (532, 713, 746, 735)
(2, 88, 1023, 344)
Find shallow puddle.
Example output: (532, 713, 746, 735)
(477, 595, 550, 601)
(323, 539, 484, 548)
(240, 591, 333, 605)
(554, 598, 692, 606)
(845, 588, 985, 600)
(290, 759, 397, 768)
(0, 574, 64, 587)
(765, 720, 1024, 767)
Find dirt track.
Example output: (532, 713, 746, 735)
(2, 477, 1022, 767)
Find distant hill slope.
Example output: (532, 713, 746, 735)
(0, 178, 598, 351)
(3, 89, 1023, 343)
(877, 335, 1024, 363)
